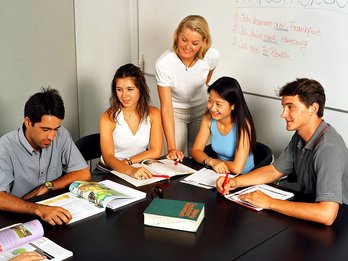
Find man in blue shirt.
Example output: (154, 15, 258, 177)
(217, 78, 348, 225)
(0, 88, 91, 225)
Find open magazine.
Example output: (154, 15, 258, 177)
(225, 184, 294, 211)
(0, 219, 72, 261)
(111, 159, 195, 187)
(38, 180, 146, 223)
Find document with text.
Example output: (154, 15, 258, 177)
(111, 159, 195, 187)
(38, 180, 146, 223)
(225, 184, 294, 211)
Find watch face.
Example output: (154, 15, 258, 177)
(45, 182, 53, 190)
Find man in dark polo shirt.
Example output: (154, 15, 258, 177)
(0, 88, 91, 225)
(217, 78, 348, 225)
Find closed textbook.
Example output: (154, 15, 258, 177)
(144, 198, 205, 232)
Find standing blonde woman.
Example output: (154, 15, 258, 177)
(156, 15, 219, 161)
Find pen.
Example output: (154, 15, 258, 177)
(221, 172, 229, 195)
(174, 158, 179, 166)
(152, 174, 170, 179)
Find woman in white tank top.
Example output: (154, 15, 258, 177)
(99, 64, 163, 180)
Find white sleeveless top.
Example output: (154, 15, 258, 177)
(112, 111, 151, 160)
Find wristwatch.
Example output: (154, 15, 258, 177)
(44, 181, 53, 191)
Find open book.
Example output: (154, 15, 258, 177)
(0, 219, 72, 261)
(225, 184, 294, 211)
(38, 180, 146, 223)
(111, 159, 195, 187)
(181, 168, 237, 189)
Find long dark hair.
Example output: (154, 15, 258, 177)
(108, 63, 150, 121)
(208, 77, 256, 152)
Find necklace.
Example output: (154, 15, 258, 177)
(123, 111, 135, 120)
(178, 56, 196, 71)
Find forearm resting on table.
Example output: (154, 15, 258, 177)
(0, 191, 45, 215)
(0, 191, 72, 225)
(268, 199, 339, 226)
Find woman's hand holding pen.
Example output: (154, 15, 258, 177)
(166, 148, 184, 162)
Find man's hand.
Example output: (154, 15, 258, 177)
(238, 190, 273, 209)
(35, 204, 72, 225)
(216, 176, 239, 195)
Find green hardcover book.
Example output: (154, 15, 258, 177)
(143, 198, 205, 232)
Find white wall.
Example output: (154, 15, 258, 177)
(145, 73, 348, 157)
(74, 0, 137, 137)
(0, 0, 79, 139)
(1, 0, 346, 157)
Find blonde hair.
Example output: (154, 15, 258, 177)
(172, 15, 212, 60)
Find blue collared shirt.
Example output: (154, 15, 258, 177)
(0, 125, 87, 197)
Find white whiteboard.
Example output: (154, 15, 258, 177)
(138, 0, 348, 111)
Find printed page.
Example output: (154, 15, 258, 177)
(38, 193, 104, 224)
(141, 159, 195, 176)
(111, 160, 195, 187)
(0, 220, 43, 252)
(69, 181, 130, 208)
(0, 237, 72, 261)
(225, 184, 294, 211)
(110, 170, 166, 187)
(99, 180, 146, 210)
(181, 168, 236, 189)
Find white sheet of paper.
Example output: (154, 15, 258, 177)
(181, 168, 236, 189)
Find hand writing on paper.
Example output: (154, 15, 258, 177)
(216, 176, 238, 195)
(36, 205, 72, 225)
(238, 190, 273, 209)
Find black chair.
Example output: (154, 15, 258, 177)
(204, 141, 273, 170)
(75, 133, 101, 170)
(252, 142, 273, 170)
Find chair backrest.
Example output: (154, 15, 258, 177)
(75, 133, 101, 162)
(253, 142, 273, 170)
